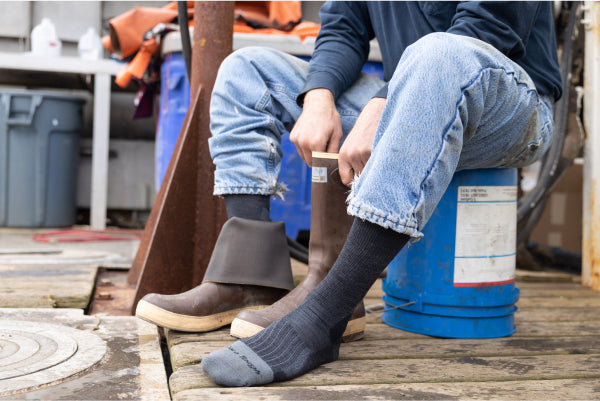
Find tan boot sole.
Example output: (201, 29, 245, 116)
(229, 315, 366, 342)
(135, 299, 268, 332)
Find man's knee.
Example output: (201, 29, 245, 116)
(211, 47, 278, 115)
(401, 32, 484, 70)
(218, 46, 287, 77)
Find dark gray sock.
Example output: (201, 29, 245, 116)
(223, 194, 270, 221)
(202, 218, 410, 386)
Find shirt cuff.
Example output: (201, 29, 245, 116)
(296, 71, 343, 107)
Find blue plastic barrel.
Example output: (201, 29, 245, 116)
(270, 134, 312, 240)
(156, 50, 190, 191)
(382, 168, 520, 339)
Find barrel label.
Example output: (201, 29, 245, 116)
(454, 185, 517, 287)
(312, 167, 327, 183)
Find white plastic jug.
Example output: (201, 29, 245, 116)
(31, 18, 62, 57)
(78, 27, 103, 60)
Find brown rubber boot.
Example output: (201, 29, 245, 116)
(135, 217, 294, 332)
(231, 152, 366, 342)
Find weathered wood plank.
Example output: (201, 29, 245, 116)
(514, 307, 600, 322)
(0, 264, 98, 308)
(166, 269, 598, 400)
(517, 296, 600, 308)
(340, 336, 600, 359)
(515, 269, 580, 283)
(169, 353, 600, 392)
(166, 311, 600, 350)
(517, 287, 600, 298)
(166, 328, 233, 346)
(169, 342, 221, 371)
(173, 378, 600, 401)
(168, 335, 600, 372)
(516, 281, 588, 290)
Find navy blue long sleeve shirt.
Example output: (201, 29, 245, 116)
(300, 1, 562, 104)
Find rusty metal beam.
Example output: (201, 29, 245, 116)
(128, 2, 233, 311)
(191, 1, 232, 284)
(128, 88, 201, 306)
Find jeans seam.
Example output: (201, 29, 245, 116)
(252, 87, 278, 186)
(265, 81, 296, 100)
(266, 127, 276, 184)
(255, 87, 271, 112)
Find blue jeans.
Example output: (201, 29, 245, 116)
(209, 33, 554, 238)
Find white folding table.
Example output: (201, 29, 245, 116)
(0, 52, 122, 229)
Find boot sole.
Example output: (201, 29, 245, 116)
(135, 300, 269, 332)
(229, 315, 366, 342)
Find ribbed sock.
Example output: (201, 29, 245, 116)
(202, 218, 410, 386)
(223, 194, 270, 221)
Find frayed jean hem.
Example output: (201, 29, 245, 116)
(347, 203, 424, 239)
(213, 183, 288, 199)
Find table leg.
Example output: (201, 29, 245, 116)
(90, 73, 111, 230)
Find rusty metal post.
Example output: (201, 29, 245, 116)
(191, 1, 232, 283)
(583, 1, 600, 290)
(128, 2, 233, 311)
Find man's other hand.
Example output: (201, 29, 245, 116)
(339, 97, 386, 186)
(290, 89, 343, 167)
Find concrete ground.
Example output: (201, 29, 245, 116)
(0, 227, 169, 400)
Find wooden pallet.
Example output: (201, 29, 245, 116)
(166, 264, 600, 400)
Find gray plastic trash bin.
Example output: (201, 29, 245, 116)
(0, 90, 85, 227)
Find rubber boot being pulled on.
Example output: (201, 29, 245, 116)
(230, 152, 366, 342)
(135, 217, 294, 332)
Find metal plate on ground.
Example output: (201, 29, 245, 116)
(0, 309, 170, 400)
(0, 320, 107, 396)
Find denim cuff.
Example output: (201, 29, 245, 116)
(347, 203, 424, 239)
(213, 183, 288, 199)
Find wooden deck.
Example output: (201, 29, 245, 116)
(166, 263, 600, 400)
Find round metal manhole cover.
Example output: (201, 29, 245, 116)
(0, 320, 107, 396)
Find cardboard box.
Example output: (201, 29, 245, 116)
(530, 161, 583, 254)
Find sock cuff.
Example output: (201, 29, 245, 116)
(345, 218, 409, 264)
(224, 194, 271, 221)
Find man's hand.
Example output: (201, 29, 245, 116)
(339, 97, 386, 186)
(290, 89, 343, 167)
